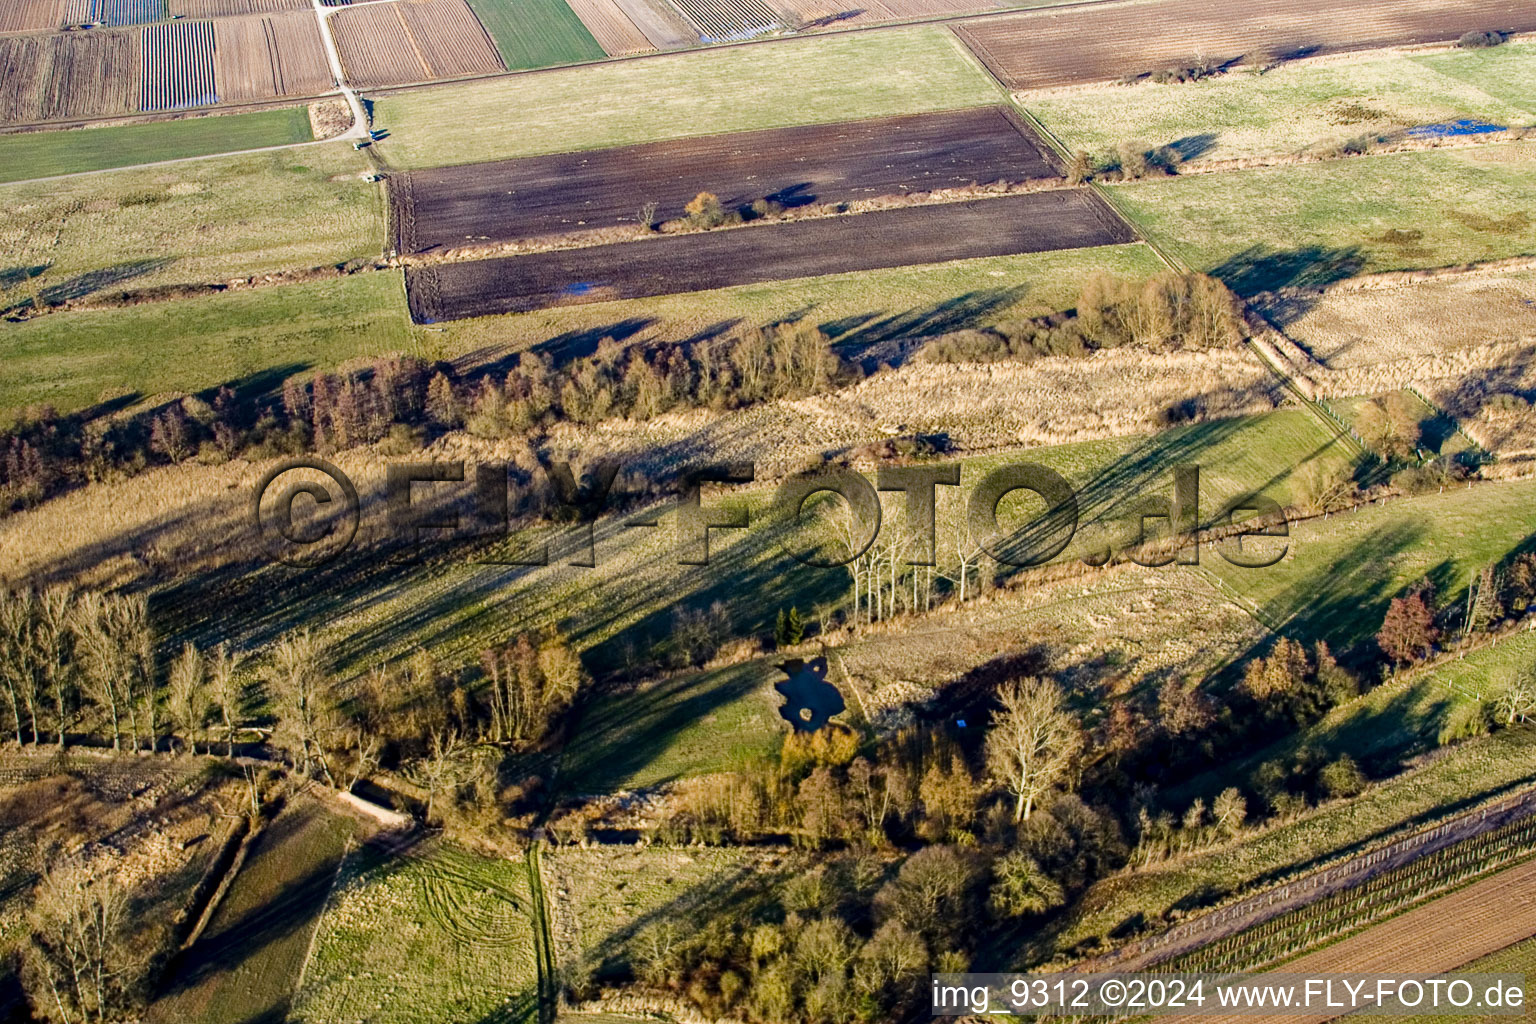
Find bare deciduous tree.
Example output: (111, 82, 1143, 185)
(167, 643, 212, 755)
(984, 677, 1083, 822)
(266, 630, 337, 785)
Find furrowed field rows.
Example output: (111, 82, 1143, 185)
(140, 19, 217, 111)
(563, 0, 652, 54)
(213, 10, 332, 102)
(405, 188, 1135, 321)
(65, 0, 165, 25)
(671, 0, 781, 41)
(391, 105, 1059, 252)
(399, 0, 503, 78)
(168, 0, 309, 14)
(332, 0, 502, 88)
(0, 0, 66, 33)
(609, 0, 694, 47)
(0, 29, 137, 123)
(957, 0, 1536, 90)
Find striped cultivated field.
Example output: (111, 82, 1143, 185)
(167, 0, 309, 15)
(1160, 857, 1536, 1024)
(139, 20, 217, 110)
(672, 0, 781, 41)
(0, 0, 66, 33)
(563, 0, 653, 54)
(64, 0, 165, 25)
(0, 29, 137, 123)
(332, 0, 503, 87)
(213, 11, 332, 102)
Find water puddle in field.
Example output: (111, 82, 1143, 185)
(1406, 119, 1506, 139)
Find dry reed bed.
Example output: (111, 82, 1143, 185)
(540, 346, 1277, 479)
(1264, 265, 1536, 459)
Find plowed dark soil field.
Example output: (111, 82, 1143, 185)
(390, 105, 1059, 253)
(956, 0, 1536, 90)
(404, 188, 1132, 322)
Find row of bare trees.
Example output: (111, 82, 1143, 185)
(0, 588, 246, 757)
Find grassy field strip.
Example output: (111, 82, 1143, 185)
(370, 26, 1005, 168)
(465, 0, 606, 70)
(1415, 40, 1536, 115)
(0, 147, 384, 314)
(157, 410, 1350, 695)
(1022, 42, 1536, 166)
(294, 839, 540, 1023)
(0, 272, 412, 417)
(0, 242, 1158, 419)
(147, 797, 360, 1024)
(0, 107, 317, 184)
(1107, 144, 1536, 294)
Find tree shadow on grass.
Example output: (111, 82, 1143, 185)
(1168, 133, 1219, 162)
(0, 263, 48, 292)
(0, 258, 173, 316)
(1211, 244, 1365, 303)
(473, 985, 539, 1024)
(826, 285, 1031, 371)
(560, 662, 773, 794)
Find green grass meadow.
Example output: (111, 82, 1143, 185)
(1110, 145, 1536, 292)
(370, 26, 1004, 168)
(0, 271, 411, 416)
(464, 0, 605, 70)
(0, 107, 315, 184)
(1206, 477, 1536, 655)
(295, 841, 539, 1024)
(0, 244, 1160, 419)
(561, 662, 786, 793)
(1415, 40, 1536, 115)
(1023, 43, 1536, 165)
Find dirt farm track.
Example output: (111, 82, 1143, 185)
(1160, 856, 1536, 1024)
(390, 106, 1060, 254)
(956, 0, 1536, 90)
(404, 188, 1134, 322)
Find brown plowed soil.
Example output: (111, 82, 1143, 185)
(213, 11, 333, 103)
(331, 0, 501, 89)
(390, 105, 1059, 253)
(0, 0, 66, 34)
(0, 28, 138, 124)
(955, 0, 1536, 91)
(403, 187, 1134, 322)
(565, 0, 654, 54)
